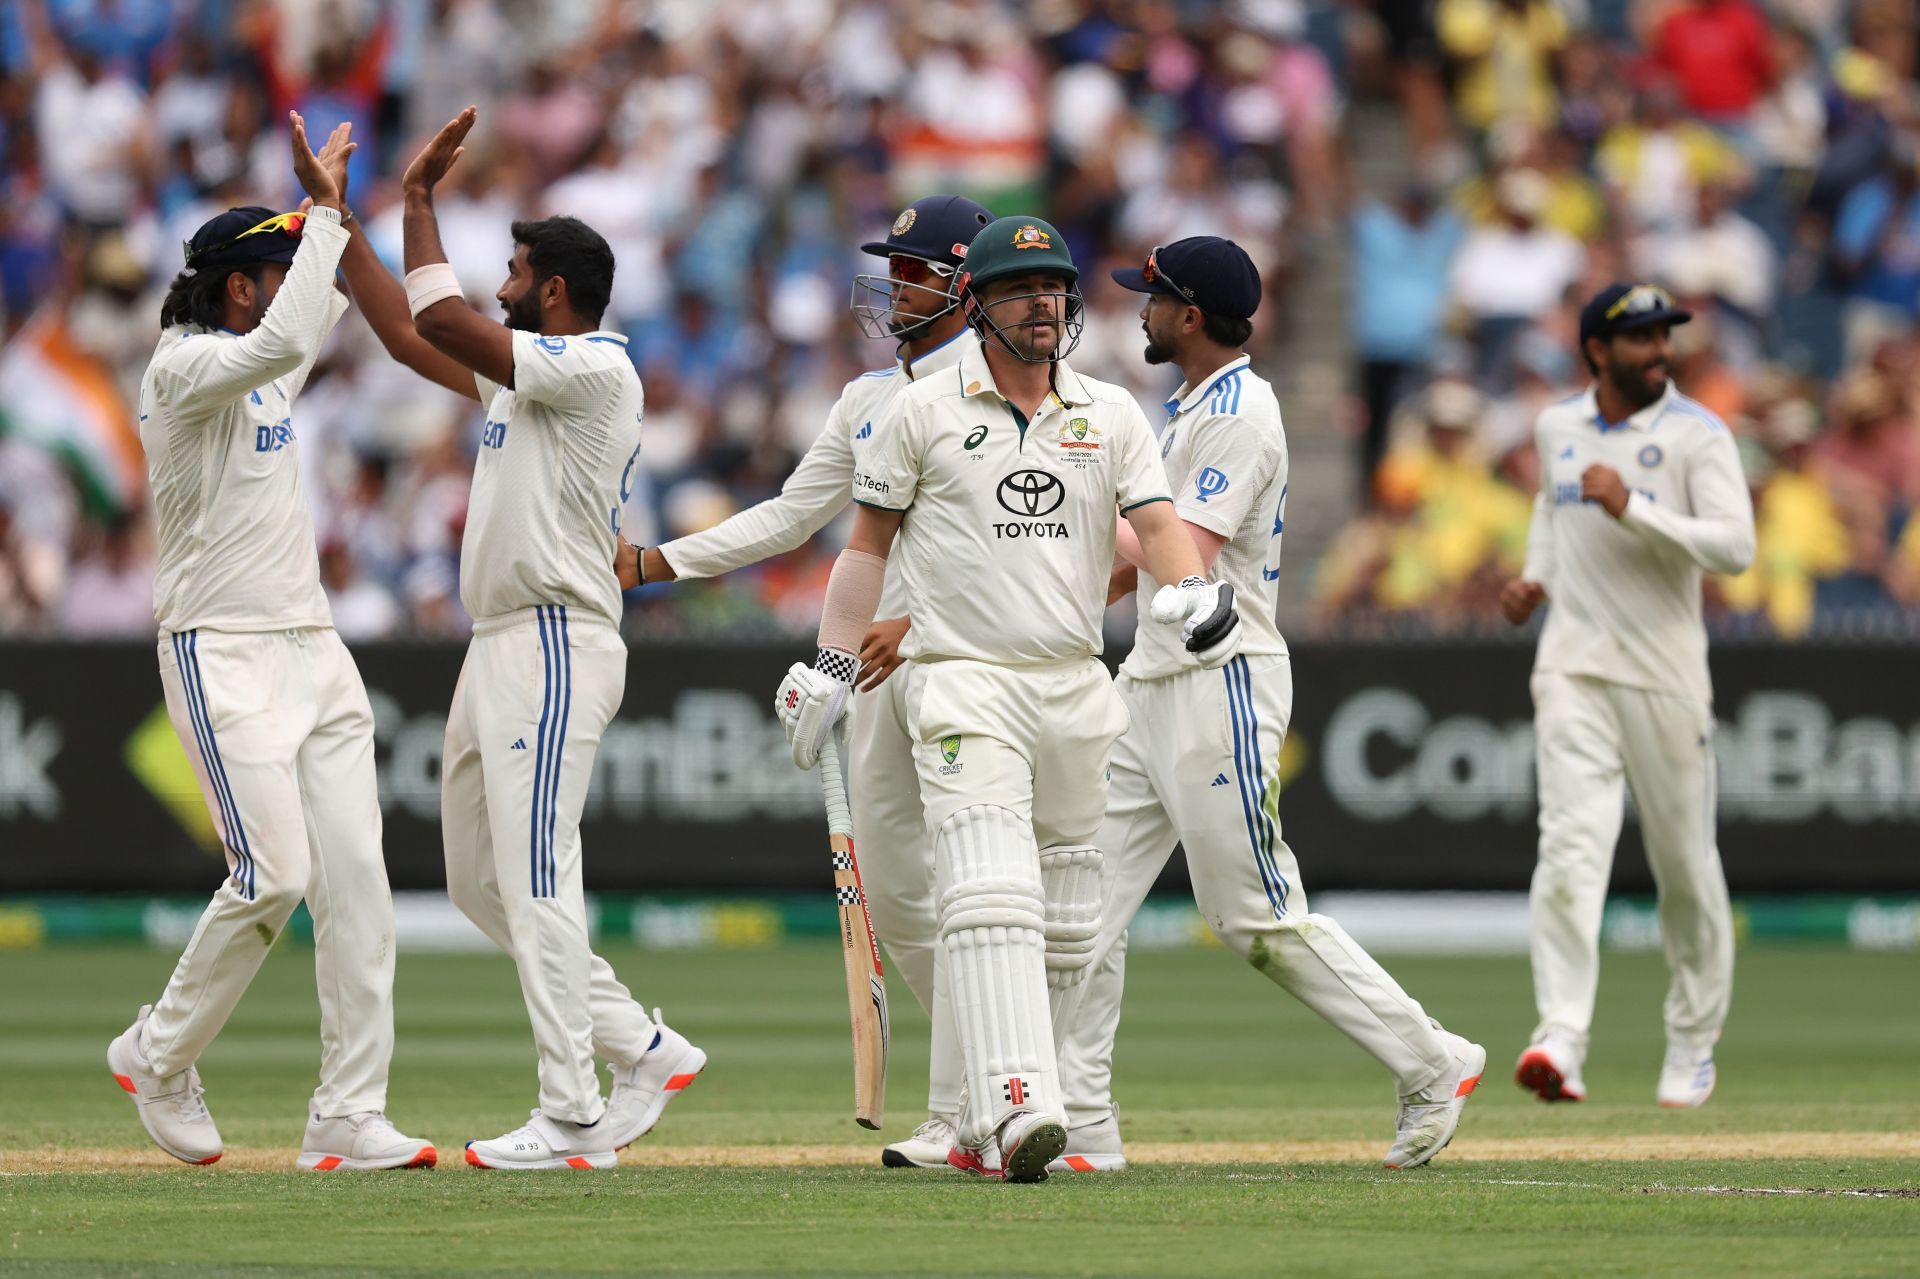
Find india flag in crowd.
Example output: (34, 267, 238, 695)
(0, 311, 144, 519)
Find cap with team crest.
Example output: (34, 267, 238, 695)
(861, 195, 994, 270)
(1110, 236, 1262, 321)
(183, 206, 307, 274)
(1578, 282, 1693, 346)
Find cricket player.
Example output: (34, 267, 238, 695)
(1053, 238, 1486, 1173)
(1501, 282, 1754, 1108)
(393, 108, 704, 1168)
(107, 115, 434, 1171)
(777, 216, 1243, 1182)
(616, 195, 992, 1170)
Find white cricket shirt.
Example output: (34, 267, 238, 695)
(140, 211, 350, 635)
(1123, 354, 1291, 680)
(467, 330, 645, 628)
(656, 327, 977, 622)
(1525, 383, 1755, 706)
(855, 340, 1172, 666)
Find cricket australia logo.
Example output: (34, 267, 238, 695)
(1057, 417, 1103, 467)
(939, 734, 963, 775)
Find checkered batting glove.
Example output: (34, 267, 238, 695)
(1149, 576, 1242, 669)
(775, 648, 856, 770)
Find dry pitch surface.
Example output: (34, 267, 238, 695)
(1, 940, 1915, 1276)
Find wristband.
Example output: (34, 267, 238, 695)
(405, 262, 463, 318)
(307, 204, 345, 226)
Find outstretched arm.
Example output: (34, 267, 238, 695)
(341, 220, 481, 400)
(401, 107, 513, 387)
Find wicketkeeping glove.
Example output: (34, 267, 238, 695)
(1149, 576, 1242, 668)
(775, 648, 857, 770)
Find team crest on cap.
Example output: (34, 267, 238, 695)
(892, 207, 917, 237)
(1012, 224, 1050, 250)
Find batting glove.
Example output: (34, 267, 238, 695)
(775, 648, 857, 770)
(1149, 576, 1242, 668)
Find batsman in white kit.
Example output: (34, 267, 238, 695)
(107, 116, 435, 1171)
(1502, 283, 1753, 1108)
(777, 217, 1243, 1182)
(1054, 238, 1485, 1173)
(391, 109, 704, 1168)
(619, 195, 993, 1169)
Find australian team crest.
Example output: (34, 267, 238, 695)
(939, 734, 964, 774)
(1012, 223, 1051, 250)
(892, 207, 917, 237)
(1058, 416, 1102, 461)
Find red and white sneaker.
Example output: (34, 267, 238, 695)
(1385, 1033, 1485, 1169)
(1047, 1109, 1127, 1173)
(605, 1010, 707, 1149)
(1515, 1032, 1588, 1103)
(465, 1111, 618, 1170)
(297, 1112, 436, 1171)
(106, 1005, 222, 1166)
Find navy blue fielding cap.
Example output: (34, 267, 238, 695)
(183, 206, 306, 274)
(1111, 236, 1262, 321)
(1579, 282, 1692, 347)
(861, 195, 994, 270)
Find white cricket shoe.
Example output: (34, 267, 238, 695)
(107, 1005, 222, 1166)
(1047, 1109, 1127, 1173)
(605, 1010, 707, 1149)
(1656, 1043, 1716, 1108)
(1384, 1032, 1486, 1170)
(1000, 1110, 1067, 1184)
(882, 1117, 958, 1168)
(297, 1111, 437, 1171)
(1514, 1032, 1588, 1103)
(464, 1110, 619, 1170)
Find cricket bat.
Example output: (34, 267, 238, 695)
(817, 728, 889, 1129)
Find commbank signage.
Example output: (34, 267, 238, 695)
(1, 642, 1914, 893)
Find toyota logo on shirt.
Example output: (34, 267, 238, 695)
(996, 469, 1065, 517)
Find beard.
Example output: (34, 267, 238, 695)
(503, 290, 542, 333)
(1143, 339, 1175, 365)
(1609, 360, 1668, 410)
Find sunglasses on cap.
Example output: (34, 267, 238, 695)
(1142, 245, 1195, 302)
(185, 210, 306, 267)
(1604, 284, 1675, 321)
(889, 254, 955, 285)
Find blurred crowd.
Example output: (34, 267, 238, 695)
(0, 0, 1913, 643)
(1317, 0, 1920, 638)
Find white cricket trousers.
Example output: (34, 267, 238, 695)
(442, 606, 659, 1125)
(849, 671, 962, 1124)
(147, 626, 395, 1118)
(1530, 671, 1733, 1050)
(1059, 654, 1455, 1124)
(908, 656, 1129, 1146)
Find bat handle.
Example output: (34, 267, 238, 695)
(818, 725, 853, 838)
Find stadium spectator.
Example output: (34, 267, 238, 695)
(1350, 181, 1466, 493)
(1449, 168, 1586, 386)
(1645, 0, 1775, 127)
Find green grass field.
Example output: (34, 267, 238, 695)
(2, 939, 1915, 1277)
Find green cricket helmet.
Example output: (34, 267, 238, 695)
(956, 216, 1084, 362)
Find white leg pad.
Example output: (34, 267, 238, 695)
(1039, 844, 1103, 994)
(936, 804, 1059, 1147)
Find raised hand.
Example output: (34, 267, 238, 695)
(403, 107, 477, 198)
(289, 112, 352, 210)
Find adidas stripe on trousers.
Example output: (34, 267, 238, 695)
(146, 626, 397, 1117)
(442, 606, 659, 1125)
(1057, 653, 1456, 1123)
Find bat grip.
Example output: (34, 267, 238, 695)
(818, 725, 854, 838)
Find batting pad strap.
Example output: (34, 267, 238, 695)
(817, 548, 886, 657)
(404, 262, 463, 318)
